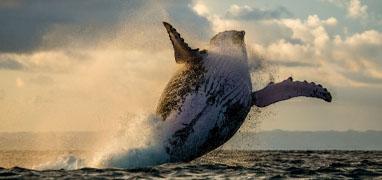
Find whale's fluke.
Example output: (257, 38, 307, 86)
(163, 22, 207, 64)
(251, 77, 332, 107)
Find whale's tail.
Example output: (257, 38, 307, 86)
(251, 77, 332, 107)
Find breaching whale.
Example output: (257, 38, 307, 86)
(158, 22, 332, 162)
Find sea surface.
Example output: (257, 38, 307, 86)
(1, 150, 381, 179)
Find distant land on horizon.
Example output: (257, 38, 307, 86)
(0, 130, 381, 151)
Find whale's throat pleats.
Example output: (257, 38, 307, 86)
(167, 100, 250, 162)
(156, 56, 252, 161)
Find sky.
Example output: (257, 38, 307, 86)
(0, 0, 381, 132)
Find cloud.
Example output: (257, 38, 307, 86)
(268, 61, 315, 68)
(194, 1, 382, 87)
(0, 0, 132, 53)
(0, 0, 381, 132)
(192, 2, 293, 45)
(192, 1, 209, 17)
(347, 0, 368, 18)
(0, 0, 212, 72)
(0, 1, 214, 132)
(0, 50, 89, 73)
(331, 30, 382, 83)
(270, 17, 382, 86)
(0, 59, 24, 70)
(0, 0, 211, 53)
(252, 39, 315, 66)
(249, 15, 339, 69)
(123, 0, 212, 49)
(277, 18, 381, 86)
(323, 0, 368, 19)
(341, 29, 382, 46)
(225, 4, 292, 20)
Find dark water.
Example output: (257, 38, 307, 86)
(1, 150, 381, 179)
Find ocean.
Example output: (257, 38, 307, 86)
(1, 150, 381, 179)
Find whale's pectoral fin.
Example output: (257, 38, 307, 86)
(163, 22, 207, 64)
(251, 77, 332, 107)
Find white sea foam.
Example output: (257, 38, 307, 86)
(35, 112, 172, 170)
(92, 112, 171, 169)
(35, 155, 85, 170)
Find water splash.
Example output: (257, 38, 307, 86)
(93, 113, 171, 169)
(35, 155, 85, 170)
(32, 113, 172, 170)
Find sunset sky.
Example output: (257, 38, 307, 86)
(0, 0, 381, 132)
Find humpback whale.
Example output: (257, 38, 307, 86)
(158, 22, 332, 162)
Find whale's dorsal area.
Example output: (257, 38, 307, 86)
(163, 22, 207, 64)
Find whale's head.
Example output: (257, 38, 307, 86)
(209, 30, 246, 53)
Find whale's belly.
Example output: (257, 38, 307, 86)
(165, 92, 251, 162)
(157, 58, 252, 161)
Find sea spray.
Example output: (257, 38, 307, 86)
(35, 155, 85, 170)
(93, 112, 171, 169)
(34, 112, 172, 170)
